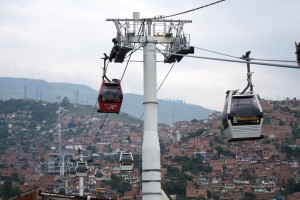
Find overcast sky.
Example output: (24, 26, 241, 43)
(1, 0, 299, 111)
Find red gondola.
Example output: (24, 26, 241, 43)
(97, 79, 123, 113)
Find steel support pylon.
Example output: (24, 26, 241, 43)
(142, 40, 161, 200)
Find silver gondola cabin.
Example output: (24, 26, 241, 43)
(95, 168, 104, 181)
(119, 151, 134, 172)
(75, 161, 88, 177)
(222, 90, 264, 142)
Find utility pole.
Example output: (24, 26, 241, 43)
(36, 87, 39, 100)
(296, 42, 300, 67)
(24, 85, 28, 99)
(107, 13, 193, 200)
(73, 90, 78, 105)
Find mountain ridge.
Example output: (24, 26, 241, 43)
(0, 77, 214, 124)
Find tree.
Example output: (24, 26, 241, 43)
(0, 180, 21, 200)
(163, 181, 186, 196)
(242, 192, 256, 200)
(61, 97, 70, 107)
(10, 173, 19, 182)
(212, 191, 220, 200)
(108, 177, 131, 196)
(285, 178, 300, 194)
(117, 180, 131, 195)
(242, 169, 256, 184)
(0, 122, 9, 138)
(207, 190, 212, 199)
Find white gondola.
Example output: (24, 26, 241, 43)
(95, 168, 104, 181)
(75, 161, 88, 177)
(83, 188, 90, 196)
(119, 151, 134, 172)
(222, 90, 264, 142)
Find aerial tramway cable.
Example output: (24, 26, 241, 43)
(86, 113, 108, 149)
(194, 46, 297, 63)
(159, 0, 226, 19)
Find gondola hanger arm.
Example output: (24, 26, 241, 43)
(241, 51, 254, 94)
(101, 53, 111, 82)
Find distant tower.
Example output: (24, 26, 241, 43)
(36, 87, 39, 100)
(73, 90, 79, 105)
(24, 85, 28, 99)
(172, 110, 175, 124)
(39, 91, 42, 101)
(57, 95, 61, 103)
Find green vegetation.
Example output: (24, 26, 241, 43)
(164, 180, 187, 197)
(0, 99, 57, 124)
(242, 192, 256, 200)
(181, 129, 205, 142)
(284, 178, 300, 195)
(163, 155, 212, 196)
(0, 122, 9, 154)
(241, 169, 256, 184)
(172, 156, 212, 174)
(291, 126, 300, 140)
(0, 180, 22, 200)
(281, 146, 300, 159)
(215, 146, 236, 158)
(108, 176, 131, 195)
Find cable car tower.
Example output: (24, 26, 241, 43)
(107, 12, 193, 200)
(72, 148, 89, 196)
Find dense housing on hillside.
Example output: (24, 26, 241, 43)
(1, 98, 300, 199)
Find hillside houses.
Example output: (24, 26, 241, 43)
(1, 99, 300, 199)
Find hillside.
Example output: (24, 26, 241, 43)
(1, 96, 300, 199)
(0, 77, 214, 124)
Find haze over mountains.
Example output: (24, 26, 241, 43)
(0, 77, 214, 124)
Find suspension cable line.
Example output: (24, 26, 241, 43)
(120, 45, 144, 82)
(133, 46, 299, 69)
(169, 53, 299, 69)
(157, 62, 176, 92)
(194, 46, 297, 63)
(126, 61, 177, 149)
(81, 53, 114, 150)
(121, 53, 133, 82)
(86, 113, 108, 149)
(160, 0, 225, 18)
(82, 99, 99, 148)
(194, 46, 240, 59)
